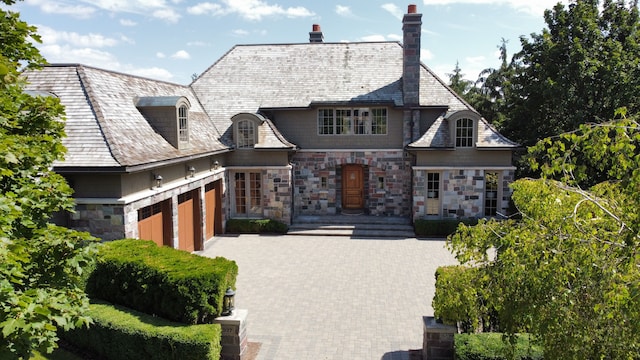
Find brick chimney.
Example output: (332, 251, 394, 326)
(309, 24, 324, 43)
(402, 4, 422, 106)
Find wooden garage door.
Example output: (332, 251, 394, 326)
(178, 192, 195, 252)
(138, 202, 166, 247)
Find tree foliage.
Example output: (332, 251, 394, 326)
(447, 116, 640, 359)
(503, 0, 640, 147)
(0, 1, 98, 358)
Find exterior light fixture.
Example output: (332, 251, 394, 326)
(213, 160, 220, 170)
(154, 174, 163, 188)
(187, 165, 196, 178)
(222, 287, 235, 316)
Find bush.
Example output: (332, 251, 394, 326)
(85, 239, 238, 324)
(455, 333, 543, 360)
(226, 218, 288, 234)
(62, 301, 221, 360)
(432, 266, 496, 332)
(414, 219, 477, 237)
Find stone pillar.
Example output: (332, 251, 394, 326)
(422, 316, 456, 360)
(214, 309, 248, 360)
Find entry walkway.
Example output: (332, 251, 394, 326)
(197, 234, 458, 360)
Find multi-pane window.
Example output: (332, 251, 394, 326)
(234, 172, 261, 215)
(426, 172, 440, 216)
(484, 172, 499, 216)
(237, 120, 256, 148)
(318, 108, 387, 135)
(178, 105, 188, 142)
(455, 118, 473, 147)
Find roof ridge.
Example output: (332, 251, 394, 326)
(75, 65, 123, 166)
(49, 63, 189, 87)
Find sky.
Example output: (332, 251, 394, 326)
(7, 0, 570, 85)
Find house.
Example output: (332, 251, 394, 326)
(24, 4, 517, 250)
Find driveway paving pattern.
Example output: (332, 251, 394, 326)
(198, 234, 458, 360)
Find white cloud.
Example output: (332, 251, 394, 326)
(421, 0, 570, 17)
(25, 0, 96, 18)
(171, 50, 191, 59)
(381, 3, 404, 20)
(360, 35, 387, 42)
(232, 29, 250, 36)
(120, 19, 138, 26)
(188, 0, 315, 21)
(37, 26, 119, 48)
(128, 67, 174, 82)
(187, 41, 209, 47)
(156, 52, 166, 58)
(421, 48, 434, 61)
(387, 33, 402, 42)
(335, 5, 352, 17)
(78, 0, 181, 22)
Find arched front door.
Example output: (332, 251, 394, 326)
(342, 164, 364, 210)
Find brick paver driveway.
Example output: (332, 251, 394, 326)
(198, 234, 458, 360)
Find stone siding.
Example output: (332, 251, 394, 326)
(69, 203, 125, 241)
(262, 168, 293, 224)
(293, 151, 411, 217)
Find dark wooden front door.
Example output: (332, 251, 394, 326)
(342, 164, 364, 209)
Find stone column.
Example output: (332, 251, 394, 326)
(214, 309, 248, 360)
(422, 316, 456, 360)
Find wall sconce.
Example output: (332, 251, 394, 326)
(213, 160, 220, 170)
(153, 174, 163, 188)
(187, 165, 196, 178)
(222, 287, 235, 316)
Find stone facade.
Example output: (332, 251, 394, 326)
(69, 202, 125, 241)
(413, 168, 516, 220)
(262, 167, 294, 224)
(293, 151, 412, 217)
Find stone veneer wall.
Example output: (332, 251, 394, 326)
(261, 167, 293, 225)
(413, 168, 515, 220)
(69, 203, 125, 241)
(293, 151, 411, 217)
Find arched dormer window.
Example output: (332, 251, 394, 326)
(237, 119, 256, 148)
(455, 118, 474, 147)
(231, 113, 264, 149)
(178, 104, 188, 142)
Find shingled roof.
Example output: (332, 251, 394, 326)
(24, 65, 229, 170)
(190, 41, 470, 142)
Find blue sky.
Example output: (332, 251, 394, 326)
(8, 0, 569, 85)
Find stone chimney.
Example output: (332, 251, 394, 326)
(309, 24, 324, 43)
(402, 4, 422, 106)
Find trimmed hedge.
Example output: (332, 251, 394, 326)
(414, 219, 478, 237)
(226, 218, 288, 234)
(455, 333, 543, 360)
(62, 301, 221, 360)
(85, 239, 238, 324)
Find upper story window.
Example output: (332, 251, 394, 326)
(237, 119, 256, 148)
(455, 118, 474, 147)
(178, 104, 188, 142)
(318, 108, 387, 135)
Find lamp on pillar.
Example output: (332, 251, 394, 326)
(153, 174, 163, 189)
(222, 287, 235, 316)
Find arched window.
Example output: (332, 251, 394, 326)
(455, 118, 473, 147)
(178, 104, 188, 142)
(237, 119, 256, 148)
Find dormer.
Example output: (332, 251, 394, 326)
(135, 96, 191, 150)
(231, 113, 265, 149)
(447, 110, 479, 148)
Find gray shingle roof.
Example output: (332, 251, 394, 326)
(24, 65, 228, 170)
(191, 42, 470, 141)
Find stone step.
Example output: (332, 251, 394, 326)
(287, 227, 416, 238)
(289, 215, 415, 238)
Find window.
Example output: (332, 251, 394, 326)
(237, 119, 256, 148)
(455, 118, 474, 147)
(484, 172, 499, 216)
(318, 108, 387, 135)
(178, 105, 188, 142)
(138, 202, 162, 221)
(426, 172, 440, 216)
(234, 172, 261, 215)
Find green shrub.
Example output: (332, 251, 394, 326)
(85, 239, 237, 324)
(226, 218, 288, 234)
(414, 219, 477, 237)
(432, 265, 495, 332)
(455, 333, 543, 360)
(62, 301, 221, 360)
